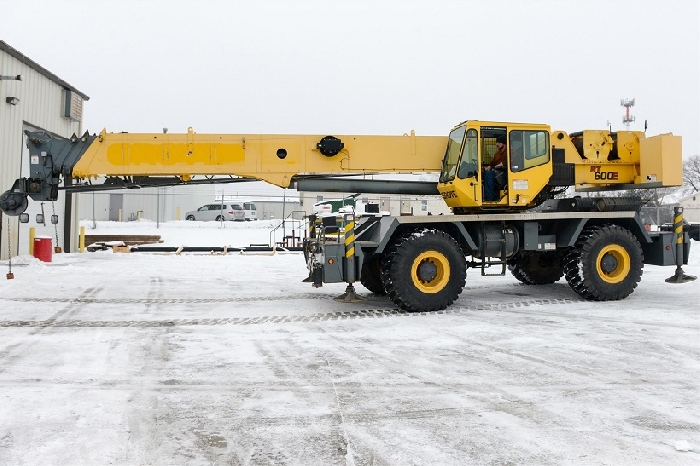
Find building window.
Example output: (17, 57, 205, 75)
(421, 200, 428, 211)
(62, 89, 83, 121)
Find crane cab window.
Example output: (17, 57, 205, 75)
(509, 130, 549, 172)
(439, 126, 466, 183)
(457, 129, 479, 179)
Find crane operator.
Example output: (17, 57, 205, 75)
(484, 135, 507, 201)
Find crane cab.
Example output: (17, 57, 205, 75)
(437, 121, 553, 213)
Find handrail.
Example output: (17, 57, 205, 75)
(269, 210, 307, 247)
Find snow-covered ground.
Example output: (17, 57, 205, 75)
(1, 220, 699, 465)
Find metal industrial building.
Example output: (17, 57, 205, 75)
(78, 182, 301, 223)
(0, 40, 89, 260)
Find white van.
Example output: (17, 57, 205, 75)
(185, 203, 245, 221)
(230, 201, 257, 221)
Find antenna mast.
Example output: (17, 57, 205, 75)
(621, 98, 636, 129)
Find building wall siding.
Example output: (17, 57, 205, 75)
(679, 194, 700, 223)
(1, 47, 85, 259)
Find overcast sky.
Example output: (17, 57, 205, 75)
(1, 0, 698, 156)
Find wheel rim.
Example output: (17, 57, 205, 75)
(411, 250, 450, 294)
(595, 244, 630, 284)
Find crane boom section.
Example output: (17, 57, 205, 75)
(74, 129, 448, 188)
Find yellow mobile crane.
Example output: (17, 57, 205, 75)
(0, 120, 694, 311)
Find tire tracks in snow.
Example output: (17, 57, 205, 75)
(1, 284, 693, 335)
(0, 286, 103, 374)
(0, 297, 582, 328)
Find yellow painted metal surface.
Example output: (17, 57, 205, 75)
(615, 131, 642, 164)
(596, 244, 631, 284)
(675, 213, 683, 244)
(411, 250, 450, 294)
(68, 122, 683, 215)
(73, 128, 447, 189)
(575, 130, 614, 162)
(639, 133, 682, 186)
(344, 220, 355, 258)
(551, 128, 682, 189)
(438, 121, 553, 210)
(439, 121, 683, 212)
(574, 164, 639, 185)
(438, 181, 481, 209)
(29, 227, 35, 255)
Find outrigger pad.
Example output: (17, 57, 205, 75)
(665, 267, 697, 283)
(333, 284, 367, 303)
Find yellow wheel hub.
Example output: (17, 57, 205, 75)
(411, 250, 450, 294)
(596, 244, 630, 284)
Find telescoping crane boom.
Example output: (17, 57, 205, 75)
(0, 120, 694, 311)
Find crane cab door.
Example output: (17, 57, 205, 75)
(478, 127, 509, 205)
(438, 123, 553, 211)
(438, 126, 481, 209)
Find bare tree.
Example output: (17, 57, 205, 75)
(563, 184, 681, 205)
(625, 187, 680, 206)
(593, 187, 679, 205)
(683, 154, 700, 193)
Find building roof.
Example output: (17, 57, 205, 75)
(0, 40, 90, 100)
(678, 192, 699, 203)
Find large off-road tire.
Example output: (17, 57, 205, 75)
(563, 224, 643, 301)
(360, 254, 386, 295)
(381, 229, 466, 312)
(508, 250, 564, 285)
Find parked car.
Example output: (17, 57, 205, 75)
(185, 204, 245, 221)
(218, 200, 258, 221)
(230, 201, 257, 221)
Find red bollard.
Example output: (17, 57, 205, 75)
(33, 236, 53, 262)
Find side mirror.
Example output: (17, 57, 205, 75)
(19, 213, 29, 223)
(51, 214, 59, 225)
(36, 213, 45, 224)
